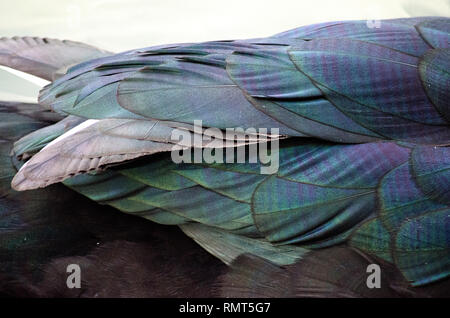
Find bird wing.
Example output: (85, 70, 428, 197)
(5, 17, 450, 288)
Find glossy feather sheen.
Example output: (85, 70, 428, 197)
(38, 17, 450, 144)
(6, 17, 450, 288)
(58, 140, 450, 286)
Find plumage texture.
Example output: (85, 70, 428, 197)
(11, 118, 279, 190)
(2, 17, 450, 295)
(33, 17, 450, 145)
(0, 101, 226, 297)
(4, 102, 432, 298)
(43, 139, 445, 286)
(218, 249, 450, 298)
(0, 37, 111, 81)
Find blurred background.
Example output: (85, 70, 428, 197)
(1, 0, 449, 102)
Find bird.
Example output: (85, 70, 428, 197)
(0, 16, 449, 297)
